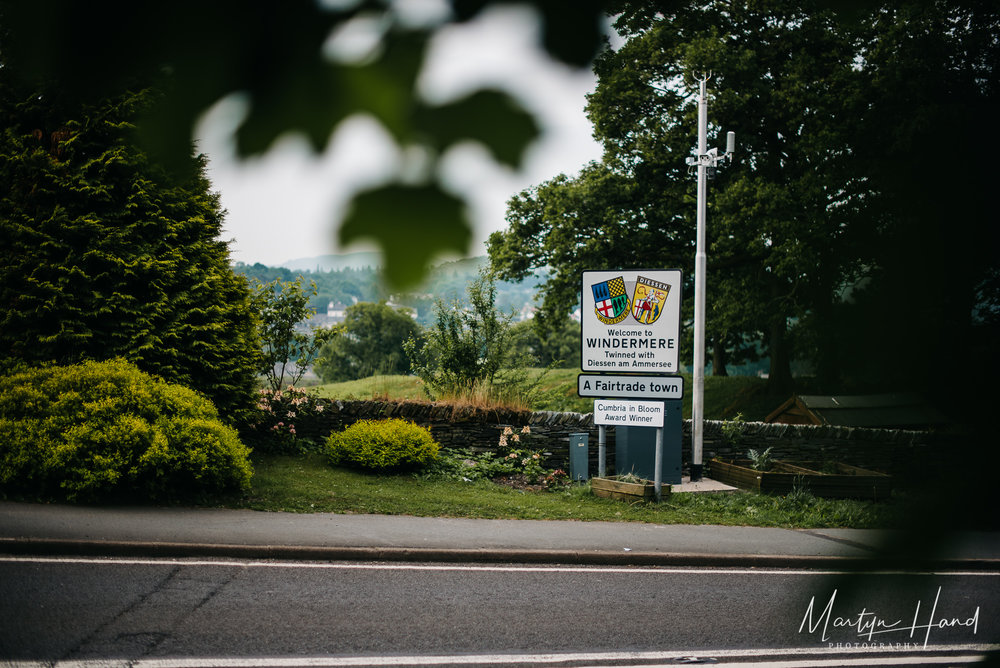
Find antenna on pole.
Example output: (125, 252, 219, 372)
(684, 78, 735, 482)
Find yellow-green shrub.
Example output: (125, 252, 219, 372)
(0, 359, 253, 502)
(326, 418, 439, 471)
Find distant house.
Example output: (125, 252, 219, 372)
(764, 394, 949, 430)
(326, 301, 348, 323)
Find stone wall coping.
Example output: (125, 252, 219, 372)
(313, 398, 931, 442)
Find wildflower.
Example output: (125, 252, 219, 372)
(316, 404, 325, 412)
(508, 453, 517, 459)
(511, 434, 520, 442)
(532, 453, 540, 460)
(503, 426, 513, 435)
(287, 411, 296, 418)
(521, 425, 531, 434)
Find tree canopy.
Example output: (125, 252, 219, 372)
(314, 301, 422, 382)
(489, 0, 1000, 397)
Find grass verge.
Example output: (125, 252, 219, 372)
(225, 454, 906, 529)
(313, 370, 778, 420)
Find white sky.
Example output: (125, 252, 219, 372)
(195, 5, 606, 268)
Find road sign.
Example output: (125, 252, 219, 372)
(581, 269, 682, 373)
(593, 399, 665, 427)
(577, 374, 683, 400)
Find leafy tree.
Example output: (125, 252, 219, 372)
(251, 277, 335, 391)
(823, 1, 1000, 396)
(509, 317, 581, 369)
(0, 81, 260, 417)
(491, 0, 864, 394)
(314, 301, 422, 382)
(404, 270, 535, 401)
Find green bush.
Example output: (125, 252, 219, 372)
(0, 359, 253, 503)
(326, 419, 439, 471)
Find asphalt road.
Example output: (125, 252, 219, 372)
(1, 556, 997, 666)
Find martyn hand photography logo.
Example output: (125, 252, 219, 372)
(799, 587, 981, 650)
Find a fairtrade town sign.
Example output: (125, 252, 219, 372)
(578, 374, 683, 400)
(581, 269, 682, 373)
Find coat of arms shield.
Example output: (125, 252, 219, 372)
(591, 276, 630, 325)
(631, 275, 671, 325)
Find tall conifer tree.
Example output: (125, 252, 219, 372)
(0, 79, 260, 417)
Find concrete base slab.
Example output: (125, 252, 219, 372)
(672, 476, 739, 493)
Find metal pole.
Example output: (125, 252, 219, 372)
(654, 426, 664, 501)
(598, 425, 606, 478)
(691, 77, 708, 482)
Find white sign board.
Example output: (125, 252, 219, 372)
(593, 399, 665, 427)
(581, 269, 682, 373)
(578, 374, 683, 400)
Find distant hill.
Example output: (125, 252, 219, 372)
(235, 254, 546, 325)
(281, 252, 382, 272)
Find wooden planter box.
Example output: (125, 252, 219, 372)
(708, 458, 892, 500)
(590, 476, 665, 502)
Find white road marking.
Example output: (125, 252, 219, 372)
(0, 555, 996, 577)
(4, 645, 997, 667)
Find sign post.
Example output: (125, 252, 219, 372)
(581, 269, 683, 500)
(593, 399, 668, 499)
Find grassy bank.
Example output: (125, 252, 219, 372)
(227, 454, 905, 529)
(313, 370, 780, 420)
(265, 373, 901, 529)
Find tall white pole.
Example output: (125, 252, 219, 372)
(691, 77, 708, 482)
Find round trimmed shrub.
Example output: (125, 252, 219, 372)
(0, 359, 253, 503)
(326, 419, 439, 471)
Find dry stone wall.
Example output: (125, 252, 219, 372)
(288, 399, 945, 480)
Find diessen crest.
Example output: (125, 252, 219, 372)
(631, 275, 671, 325)
(591, 276, 630, 325)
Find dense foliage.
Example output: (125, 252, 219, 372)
(326, 418, 439, 472)
(404, 270, 543, 405)
(314, 301, 422, 382)
(235, 262, 384, 315)
(489, 0, 1000, 400)
(0, 360, 253, 503)
(0, 81, 260, 417)
(509, 317, 581, 369)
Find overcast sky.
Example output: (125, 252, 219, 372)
(194, 5, 606, 268)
